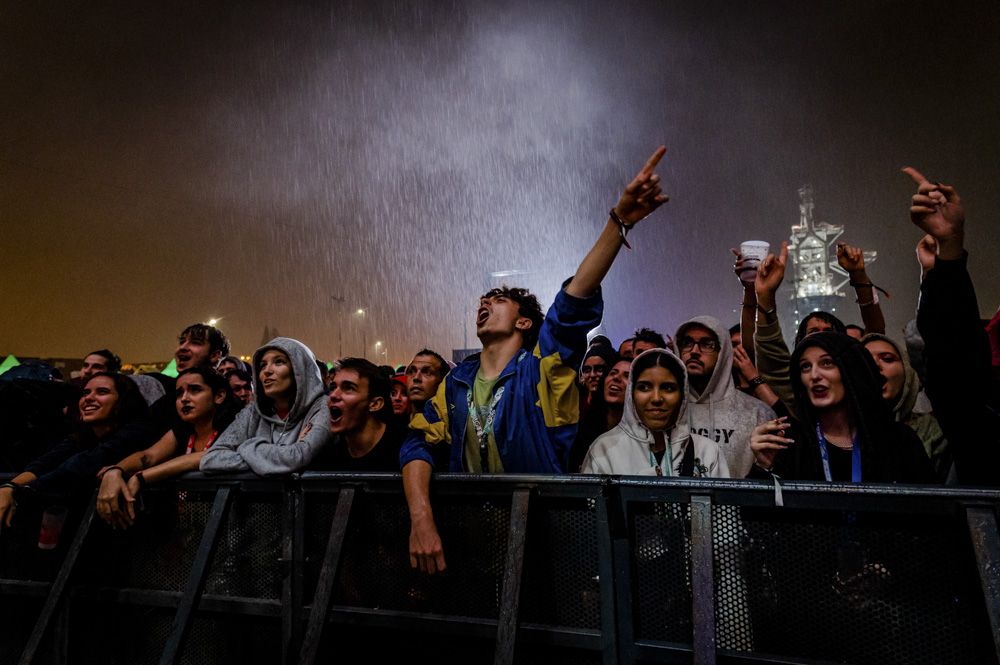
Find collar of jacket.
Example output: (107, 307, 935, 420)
(450, 349, 529, 387)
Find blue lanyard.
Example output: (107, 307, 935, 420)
(816, 423, 861, 483)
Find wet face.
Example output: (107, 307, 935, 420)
(175, 334, 214, 372)
(81, 354, 110, 380)
(798, 346, 846, 411)
(391, 382, 410, 416)
(258, 350, 294, 402)
(579, 356, 607, 392)
(175, 373, 224, 424)
(405, 354, 445, 403)
(228, 373, 253, 405)
(79, 375, 119, 425)
(632, 365, 682, 431)
(603, 360, 631, 406)
(803, 315, 834, 337)
(865, 340, 905, 402)
(328, 369, 381, 434)
(476, 294, 530, 342)
(678, 325, 720, 381)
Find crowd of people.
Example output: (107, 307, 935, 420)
(1, 151, 998, 583)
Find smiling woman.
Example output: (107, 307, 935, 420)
(580, 349, 729, 478)
(0, 373, 157, 527)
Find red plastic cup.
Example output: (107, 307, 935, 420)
(38, 505, 69, 550)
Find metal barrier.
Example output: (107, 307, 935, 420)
(2, 472, 1000, 665)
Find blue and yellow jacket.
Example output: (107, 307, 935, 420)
(399, 287, 603, 473)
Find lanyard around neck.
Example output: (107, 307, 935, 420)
(467, 384, 505, 473)
(648, 433, 673, 477)
(816, 423, 861, 483)
(186, 430, 219, 455)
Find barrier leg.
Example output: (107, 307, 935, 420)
(690, 494, 716, 665)
(494, 488, 530, 665)
(966, 505, 1000, 662)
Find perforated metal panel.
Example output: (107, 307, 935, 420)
(520, 496, 601, 629)
(204, 492, 283, 599)
(733, 506, 995, 664)
(304, 491, 511, 619)
(68, 601, 280, 665)
(630, 501, 692, 643)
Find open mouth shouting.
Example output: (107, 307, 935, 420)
(476, 307, 490, 326)
(329, 405, 344, 430)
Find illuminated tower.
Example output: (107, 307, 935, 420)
(787, 185, 875, 327)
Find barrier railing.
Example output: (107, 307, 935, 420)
(2, 472, 999, 665)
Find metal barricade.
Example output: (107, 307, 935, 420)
(1, 472, 998, 665)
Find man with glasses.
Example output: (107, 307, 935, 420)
(676, 316, 775, 476)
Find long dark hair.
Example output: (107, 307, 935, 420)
(175, 366, 243, 434)
(77, 372, 149, 439)
(789, 332, 894, 477)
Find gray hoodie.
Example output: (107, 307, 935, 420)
(581, 348, 729, 478)
(200, 337, 331, 475)
(676, 316, 775, 477)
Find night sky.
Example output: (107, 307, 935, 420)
(2, 0, 998, 365)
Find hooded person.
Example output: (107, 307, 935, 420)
(200, 337, 331, 475)
(861, 333, 950, 481)
(675, 316, 775, 477)
(750, 332, 935, 484)
(581, 348, 729, 478)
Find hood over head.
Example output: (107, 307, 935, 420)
(860, 332, 920, 421)
(675, 315, 733, 404)
(252, 337, 325, 424)
(617, 348, 690, 446)
(579, 343, 619, 374)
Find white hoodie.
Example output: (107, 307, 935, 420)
(581, 348, 730, 478)
(676, 316, 776, 477)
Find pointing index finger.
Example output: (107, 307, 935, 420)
(902, 166, 929, 186)
(641, 146, 667, 176)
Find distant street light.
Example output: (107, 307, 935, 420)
(331, 295, 345, 358)
(355, 309, 367, 359)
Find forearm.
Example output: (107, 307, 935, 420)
(403, 461, 435, 524)
(141, 452, 203, 485)
(851, 270, 885, 334)
(565, 219, 623, 298)
(740, 284, 757, 364)
(108, 432, 178, 476)
(7, 471, 37, 487)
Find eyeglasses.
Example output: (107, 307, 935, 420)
(678, 337, 720, 352)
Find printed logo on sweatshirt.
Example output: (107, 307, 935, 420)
(691, 427, 735, 445)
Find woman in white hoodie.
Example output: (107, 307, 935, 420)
(581, 348, 730, 478)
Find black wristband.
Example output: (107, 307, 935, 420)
(748, 376, 767, 388)
(609, 208, 634, 250)
(98, 465, 126, 480)
(757, 304, 776, 316)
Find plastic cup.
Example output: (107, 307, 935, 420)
(739, 240, 770, 282)
(38, 505, 69, 550)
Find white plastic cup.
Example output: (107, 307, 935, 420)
(739, 240, 770, 282)
(38, 505, 69, 550)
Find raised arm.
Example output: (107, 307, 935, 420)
(752, 242, 796, 411)
(903, 167, 997, 485)
(836, 242, 886, 334)
(565, 146, 669, 298)
(732, 249, 757, 364)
